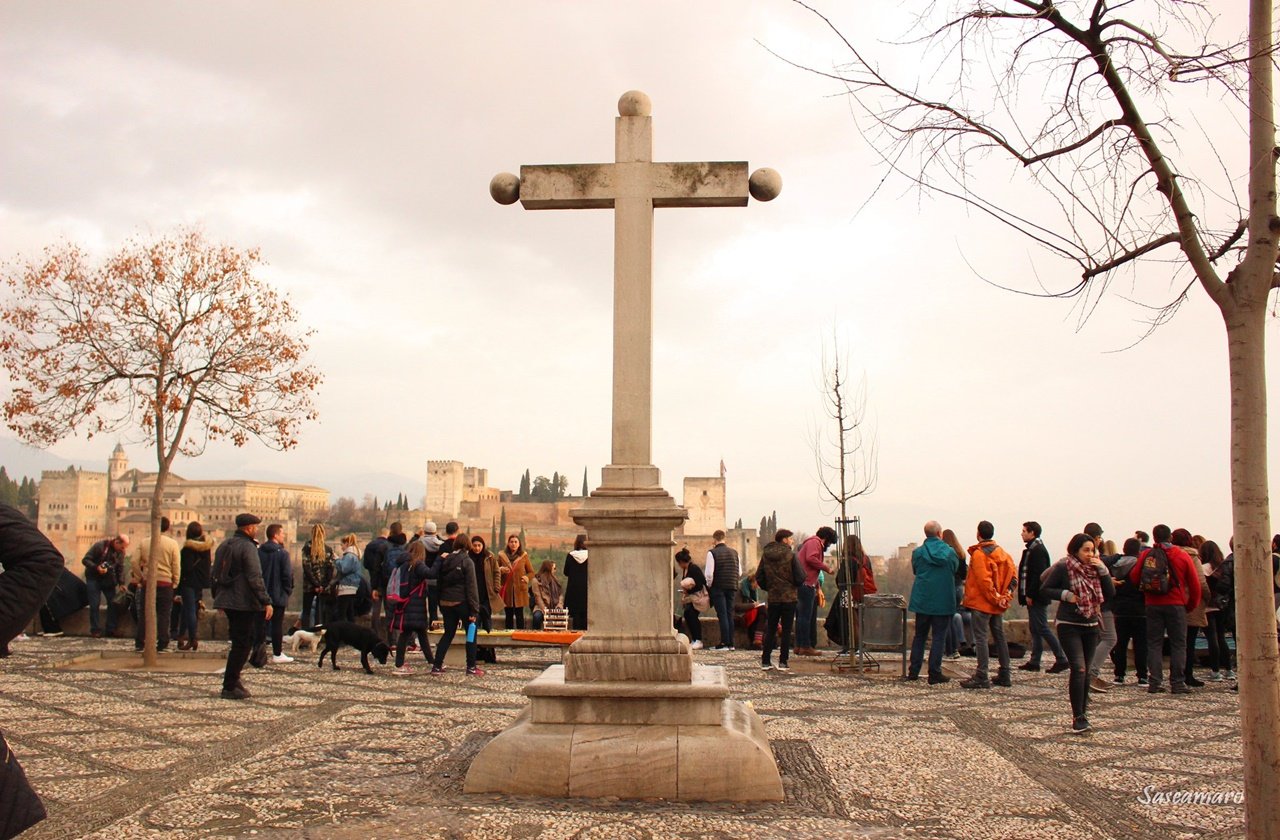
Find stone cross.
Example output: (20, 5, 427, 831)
(490, 90, 779, 491)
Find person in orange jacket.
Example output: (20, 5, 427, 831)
(960, 520, 1018, 689)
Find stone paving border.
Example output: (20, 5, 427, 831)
(0, 635, 1248, 840)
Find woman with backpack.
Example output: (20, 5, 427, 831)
(498, 534, 535, 630)
(333, 534, 363, 623)
(1041, 533, 1115, 734)
(390, 541, 434, 675)
(431, 534, 482, 676)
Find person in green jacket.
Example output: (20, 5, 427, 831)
(907, 520, 960, 684)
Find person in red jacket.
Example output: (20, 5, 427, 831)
(1128, 523, 1202, 694)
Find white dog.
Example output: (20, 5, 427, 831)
(284, 628, 325, 654)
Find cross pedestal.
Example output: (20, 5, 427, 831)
(466, 91, 783, 802)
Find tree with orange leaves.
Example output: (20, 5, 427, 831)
(0, 228, 322, 666)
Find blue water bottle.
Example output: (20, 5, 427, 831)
(465, 621, 477, 643)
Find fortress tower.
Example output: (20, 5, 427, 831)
(425, 460, 465, 518)
(682, 476, 726, 544)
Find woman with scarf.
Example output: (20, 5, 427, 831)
(497, 534, 535, 629)
(301, 524, 335, 628)
(467, 535, 504, 633)
(1041, 533, 1115, 734)
(531, 559, 564, 630)
(564, 534, 589, 631)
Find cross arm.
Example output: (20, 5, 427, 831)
(516, 161, 750, 210)
(649, 162, 748, 208)
(519, 164, 616, 210)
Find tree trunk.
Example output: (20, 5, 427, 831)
(1223, 307, 1280, 839)
(1237, 2, 1280, 834)
(142, 477, 164, 668)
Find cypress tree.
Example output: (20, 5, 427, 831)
(552, 471, 561, 499)
(582, 467, 589, 497)
(498, 506, 508, 547)
(490, 516, 497, 550)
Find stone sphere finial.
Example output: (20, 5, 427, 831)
(489, 172, 521, 205)
(748, 168, 782, 202)
(618, 90, 652, 117)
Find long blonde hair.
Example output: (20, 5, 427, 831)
(309, 524, 327, 561)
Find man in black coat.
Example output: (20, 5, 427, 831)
(211, 513, 272, 700)
(0, 503, 64, 837)
(1017, 521, 1069, 673)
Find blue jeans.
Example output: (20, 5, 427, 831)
(909, 613, 952, 678)
(710, 588, 736, 647)
(177, 586, 201, 641)
(796, 584, 817, 648)
(85, 577, 118, 634)
(1027, 602, 1067, 666)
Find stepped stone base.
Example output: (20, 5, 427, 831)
(464, 664, 783, 801)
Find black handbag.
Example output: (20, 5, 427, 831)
(249, 642, 269, 669)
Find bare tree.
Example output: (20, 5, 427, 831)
(785, 1, 1278, 831)
(813, 334, 877, 527)
(0, 229, 322, 666)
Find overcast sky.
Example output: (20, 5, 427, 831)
(2, 2, 1276, 557)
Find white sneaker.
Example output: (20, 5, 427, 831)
(689, 640, 704, 650)
(393, 666, 413, 676)
(761, 663, 774, 671)
(1207, 671, 1223, 682)
(271, 654, 294, 664)
(1223, 669, 1236, 680)
(776, 663, 791, 672)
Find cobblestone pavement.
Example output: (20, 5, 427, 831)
(1, 636, 1247, 840)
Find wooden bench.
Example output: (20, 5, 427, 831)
(424, 628, 583, 665)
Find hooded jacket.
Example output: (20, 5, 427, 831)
(180, 535, 215, 591)
(759, 540, 799, 604)
(908, 537, 959, 616)
(257, 540, 294, 607)
(962, 541, 1017, 615)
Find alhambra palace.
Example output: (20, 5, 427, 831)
(35, 449, 757, 564)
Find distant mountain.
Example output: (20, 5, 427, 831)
(0, 437, 78, 480)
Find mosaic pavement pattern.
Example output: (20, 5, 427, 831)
(1, 635, 1247, 840)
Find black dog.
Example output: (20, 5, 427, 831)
(314, 622, 390, 674)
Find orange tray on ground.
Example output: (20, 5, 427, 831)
(510, 631, 584, 645)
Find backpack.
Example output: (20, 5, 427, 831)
(385, 563, 427, 611)
(1139, 544, 1175, 594)
(382, 544, 407, 588)
(440, 551, 468, 588)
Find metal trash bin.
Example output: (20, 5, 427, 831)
(860, 593, 908, 676)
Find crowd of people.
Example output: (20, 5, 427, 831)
(41, 510, 1279, 731)
(682, 518, 1269, 735)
